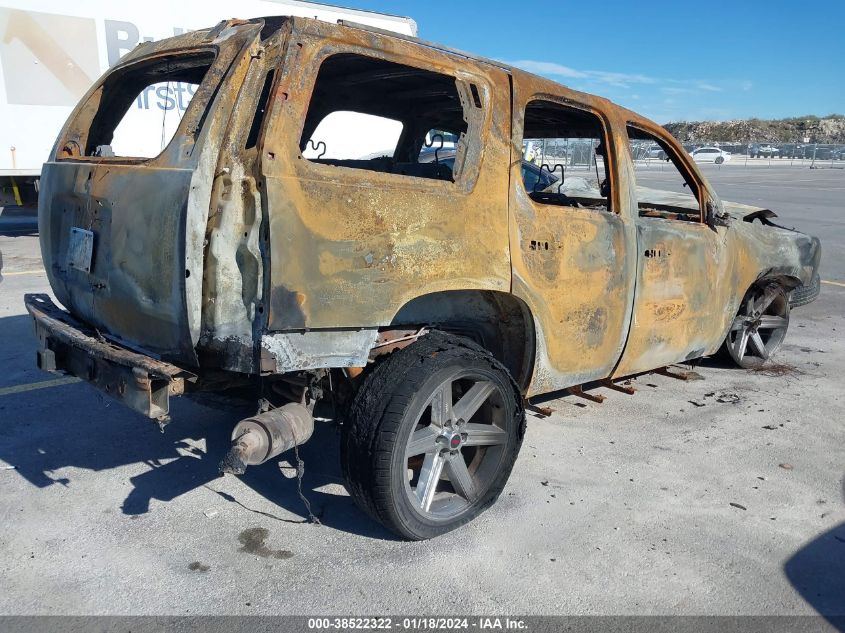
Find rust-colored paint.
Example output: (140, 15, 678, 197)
(261, 19, 512, 331)
(35, 16, 821, 402)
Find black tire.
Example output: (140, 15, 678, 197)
(341, 330, 525, 540)
(715, 156, 724, 164)
(789, 273, 821, 307)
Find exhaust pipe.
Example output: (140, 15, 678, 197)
(219, 403, 314, 475)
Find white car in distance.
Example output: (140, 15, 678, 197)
(691, 146, 731, 164)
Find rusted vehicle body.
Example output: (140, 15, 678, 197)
(25, 16, 821, 539)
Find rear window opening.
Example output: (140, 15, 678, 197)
(522, 101, 612, 212)
(299, 53, 473, 182)
(81, 52, 215, 159)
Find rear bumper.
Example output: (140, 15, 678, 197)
(24, 294, 195, 420)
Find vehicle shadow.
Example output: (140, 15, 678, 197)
(0, 225, 38, 238)
(783, 476, 845, 630)
(0, 313, 394, 540)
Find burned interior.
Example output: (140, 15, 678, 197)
(299, 53, 475, 181)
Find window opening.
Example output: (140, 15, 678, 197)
(522, 100, 612, 212)
(83, 52, 214, 158)
(627, 125, 701, 222)
(300, 53, 471, 182)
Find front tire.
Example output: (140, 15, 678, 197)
(341, 331, 525, 540)
(721, 284, 790, 368)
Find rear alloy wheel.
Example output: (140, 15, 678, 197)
(723, 285, 790, 368)
(715, 156, 725, 165)
(341, 331, 524, 540)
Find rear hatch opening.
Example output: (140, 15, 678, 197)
(36, 28, 254, 367)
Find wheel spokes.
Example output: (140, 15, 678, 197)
(745, 295, 758, 317)
(758, 315, 787, 330)
(462, 423, 509, 447)
(452, 380, 496, 423)
(406, 427, 440, 459)
(730, 315, 747, 331)
(445, 457, 477, 502)
(749, 332, 769, 359)
(733, 328, 750, 360)
(415, 452, 445, 511)
(430, 383, 453, 427)
(406, 374, 509, 516)
(755, 286, 779, 313)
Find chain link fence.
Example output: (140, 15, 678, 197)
(636, 140, 845, 169)
(524, 139, 845, 173)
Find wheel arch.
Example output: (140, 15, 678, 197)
(388, 290, 536, 393)
(751, 271, 803, 293)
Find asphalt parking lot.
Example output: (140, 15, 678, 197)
(0, 164, 843, 617)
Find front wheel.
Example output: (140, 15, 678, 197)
(341, 331, 524, 540)
(721, 284, 790, 368)
(715, 156, 725, 164)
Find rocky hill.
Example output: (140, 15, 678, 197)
(663, 115, 845, 144)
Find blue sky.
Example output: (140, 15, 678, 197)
(345, 0, 845, 123)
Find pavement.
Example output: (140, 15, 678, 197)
(0, 166, 843, 617)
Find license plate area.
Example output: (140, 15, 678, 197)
(67, 227, 94, 273)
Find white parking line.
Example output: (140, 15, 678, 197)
(821, 279, 845, 288)
(0, 376, 81, 397)
(1, 269, 45, 276)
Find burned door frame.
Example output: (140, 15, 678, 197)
(611, 121, 733, 377)
(259, 19, 513, 345)
(197, 25, 291, 374)
(507, 76, 638, 396)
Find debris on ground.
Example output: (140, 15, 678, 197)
(730, 503, 748, 510)
(779, 463, 794, 470)
(526, 404, 554, 418)
(715, 393, 741, 404)
(751, 363, 805, 378)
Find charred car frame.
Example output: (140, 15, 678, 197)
(26, 17, 821, 539)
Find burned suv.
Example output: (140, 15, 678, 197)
(26, 17, 821, 540)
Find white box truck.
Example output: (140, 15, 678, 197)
(0, 0, 416, 207)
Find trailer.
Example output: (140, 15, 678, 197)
(0, 0, 416, 207)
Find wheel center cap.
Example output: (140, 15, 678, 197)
(449, 434, 463, 449)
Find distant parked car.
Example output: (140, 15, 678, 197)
(779, 144, 799, 159)
(749, 144, 779, 158)
(692, 146, 731, 164)
(809, 146, 834, 160)
(647, 145, 667, 159)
